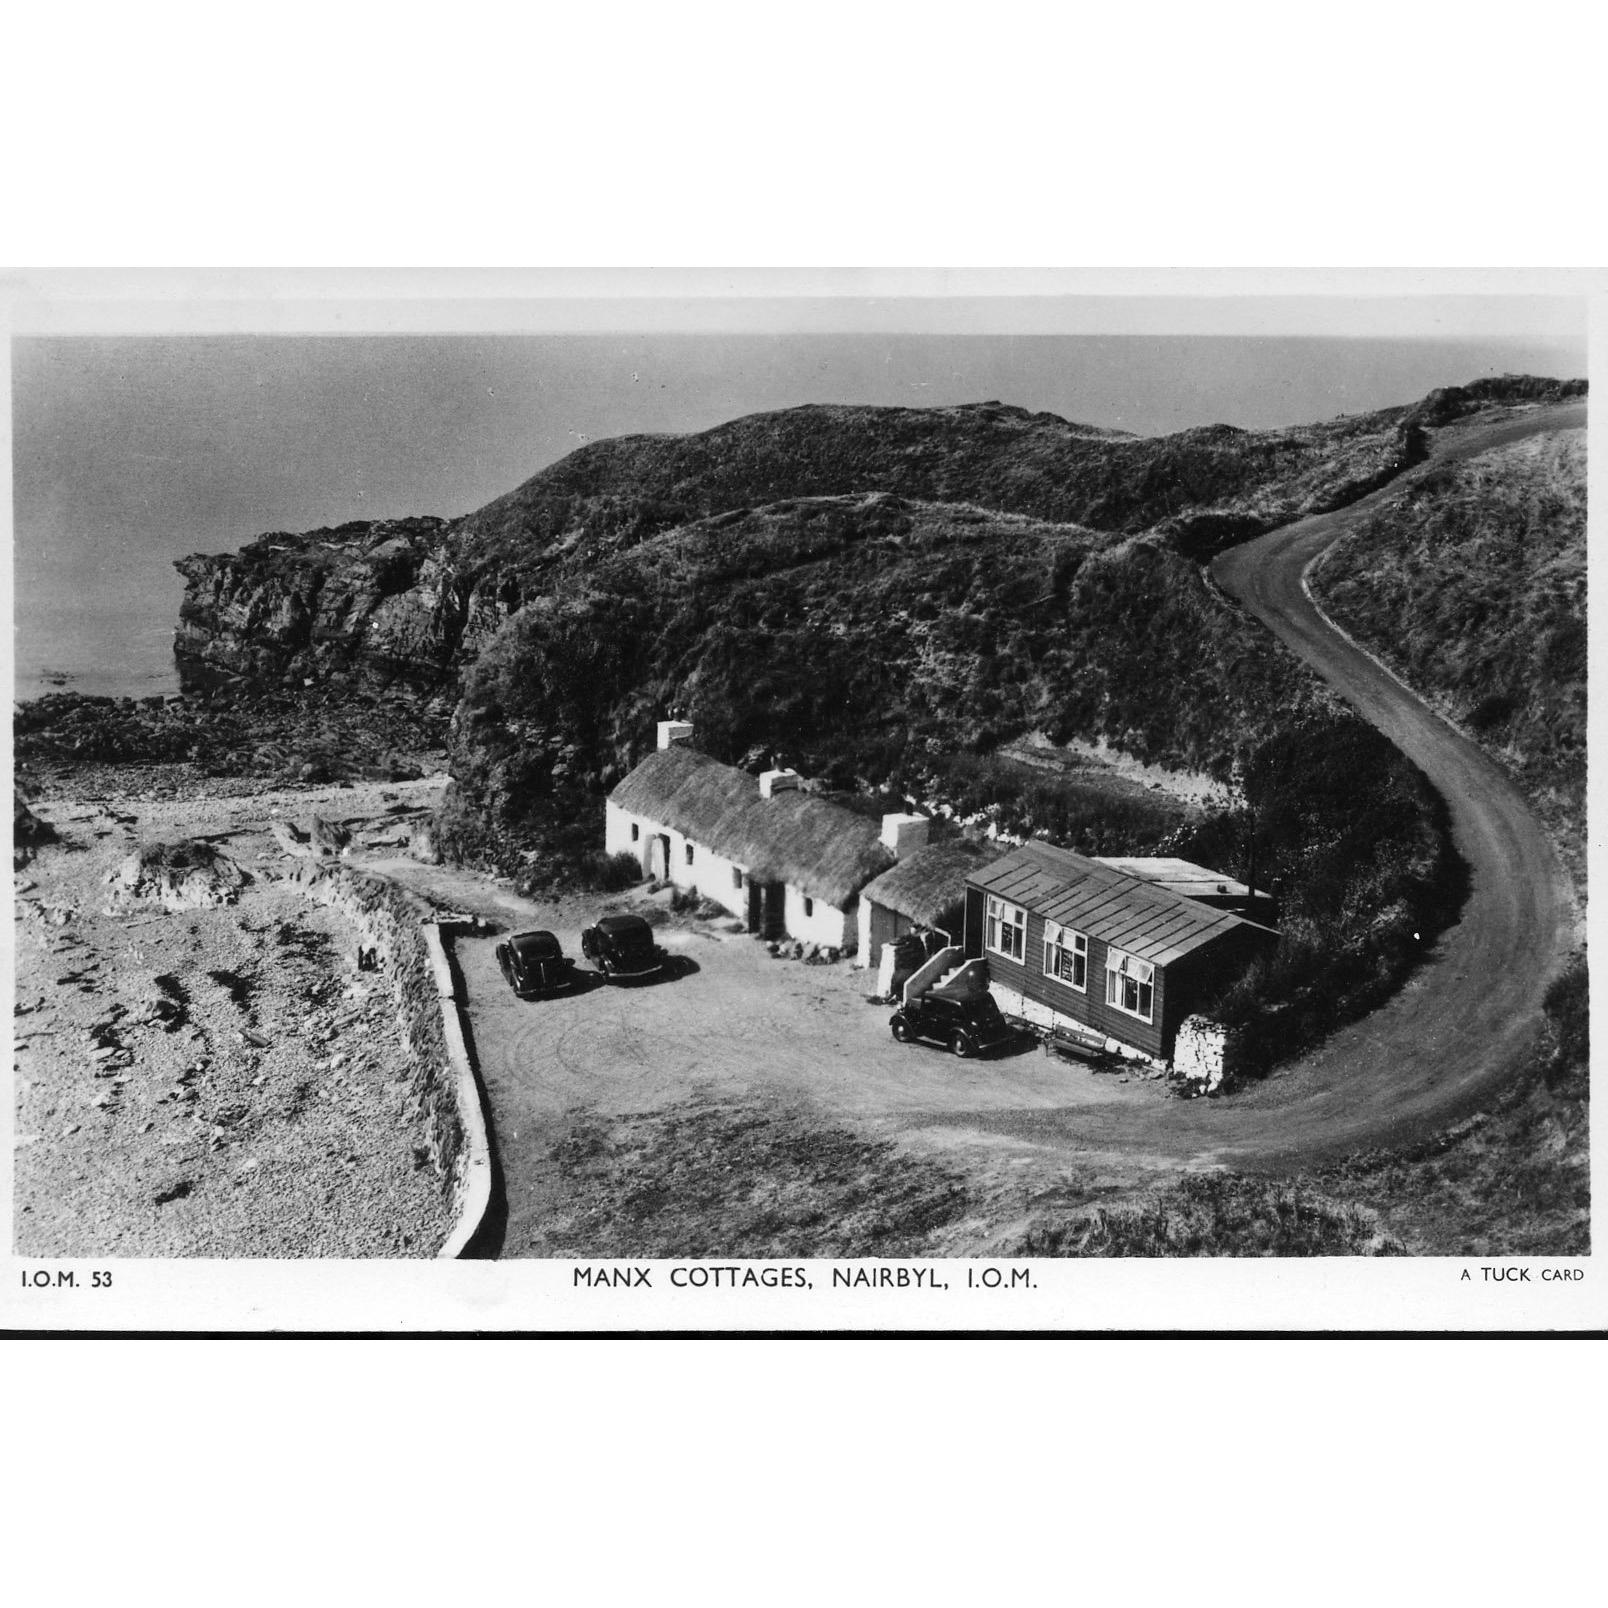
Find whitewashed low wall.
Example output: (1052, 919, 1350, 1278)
(903, 945, 963, 1006)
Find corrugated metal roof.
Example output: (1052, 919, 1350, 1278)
(969, 840, 1274, 966)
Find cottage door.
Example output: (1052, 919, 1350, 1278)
(647, 833, 670, 881)
(762, 882, 786, 941)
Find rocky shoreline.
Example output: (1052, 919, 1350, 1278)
(13, 769, 456, 1257)
(15, 683, 453, 803)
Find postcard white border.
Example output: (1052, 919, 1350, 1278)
(4, 267, 1603, 1334)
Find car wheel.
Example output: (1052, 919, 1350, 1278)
(891, 1018, 912, 1042)
(950, 1031, 975, 1058)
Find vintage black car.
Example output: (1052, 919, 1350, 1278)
(495, 930, 578, 997)
(889, 990, 1013, 1058)
(580, 913, 666, 980)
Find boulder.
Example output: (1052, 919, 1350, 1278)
(107, 840, 249, 912)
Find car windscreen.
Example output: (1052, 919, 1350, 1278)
(512, 933, 561, 958)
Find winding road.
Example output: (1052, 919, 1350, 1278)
(1005, 401, 1584, 1172)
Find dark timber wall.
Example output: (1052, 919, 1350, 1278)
(964, 884, 1270, 1060)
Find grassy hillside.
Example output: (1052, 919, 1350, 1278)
(450, 398, 1423, 582)
(1310, 429, 1586, 880)
(442, 492, 1326, 828)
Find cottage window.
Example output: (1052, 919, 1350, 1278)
(1105, 949, 1155, 1023)
(1043, 921, 1088, 991)
(985, 895, 1027, 963)
(803, 896, 814, 918)
(685, 843, 695, 866)
(631, 823, 640, 842)
(733, 867, 744, 890)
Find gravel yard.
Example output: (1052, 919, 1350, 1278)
(361, 858, 1170, 1256)
(13, 778, 455, 1257)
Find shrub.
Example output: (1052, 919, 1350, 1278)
(1015, 1174, 1404, 1257)
(589, 851, 643, 893)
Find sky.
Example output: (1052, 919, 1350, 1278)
(7, 294, 1589, 696)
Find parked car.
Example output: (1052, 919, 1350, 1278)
(495, 930, 577, 998)
(890, 990, 1013, 1057)
(580, 913, 666, 980)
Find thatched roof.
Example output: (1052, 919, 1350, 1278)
(860, 838, 1003, 928)
(610, 746, 894, 909)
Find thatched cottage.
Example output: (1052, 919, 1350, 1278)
(605, 723, 930, 950)
(854, 838, 1001, 970)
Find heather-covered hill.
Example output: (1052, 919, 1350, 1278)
(451, 397, 1425, 577)
(166, 398, 1426, 693)
(169, 379, 1582, 696)
(1310, 428, 1587, 879)
(442, 491, 1335, 826)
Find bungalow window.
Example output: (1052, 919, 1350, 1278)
(685, 843, 695, 866)
(803, 896, 814, 918)
(985, 895, 1026, 963)
(1043, 921, 1088, 991)
(1105, 948, 1155, 1023)
(631, 823, 640, 842)
(733, 867, 744, 890)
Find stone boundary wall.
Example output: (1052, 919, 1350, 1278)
(284, 862, 487, 1254)
(421, 923, 493, 1259)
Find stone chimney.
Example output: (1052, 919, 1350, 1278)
(880, 812, 930, 858)
(657, 720, 695, 751)
(759, 768, 801, 798)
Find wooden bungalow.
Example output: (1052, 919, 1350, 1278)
(962, 839, 1276, 1063)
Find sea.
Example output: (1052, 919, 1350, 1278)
(10, 329, 1585, 705)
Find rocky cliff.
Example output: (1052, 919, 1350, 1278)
(173, 516, 466, 689)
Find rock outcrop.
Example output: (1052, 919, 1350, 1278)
(174, 516, 465, 689)
(106, 840, 250, 911)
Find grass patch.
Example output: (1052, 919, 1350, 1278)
(525, 1098, 970, 1258)
(1013, 1174, 1404, 1257)
(1013, 949, 1588, 1258)
(1314, 950, 1589, 1256)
